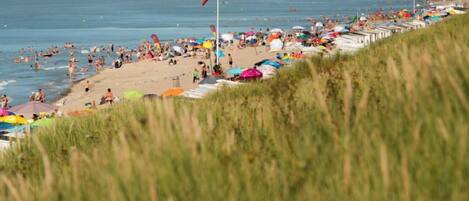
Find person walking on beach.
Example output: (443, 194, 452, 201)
(228, 53, 233, 68)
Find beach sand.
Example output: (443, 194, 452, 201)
(57, 46, 276, 113)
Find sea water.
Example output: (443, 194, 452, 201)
(0, 0, 413, 105)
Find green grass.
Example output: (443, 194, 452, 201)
(0, 14, 467, 201)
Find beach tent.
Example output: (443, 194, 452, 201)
(262, 60, 282, 69)
(161, 88, 184, 98)
(334, 25, 349, 33)
(30, 118, 54, 127)
(143, 94, 160, 100)
(269, 39, 283, 52)
(240, 68, 263, 80)
(227, 67, 243, 76)
(221, 33, 234, 41)
(9, 102, 58, 117)
(199, 76, 223, 85)
(0, 115, 28, 125)
(172, 46, 184, 54)
(123, 90, 144, 100)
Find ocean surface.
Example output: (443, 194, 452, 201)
(0, 0, 414, 105)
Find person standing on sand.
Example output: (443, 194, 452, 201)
(84, 80, 91, 93)
(1, 95, 8, 109)
(88, 54, 93, 66)
(228, 53, 233, 68)
(193, 68, 200, 83)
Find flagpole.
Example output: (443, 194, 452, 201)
(216, 0, 220, 66)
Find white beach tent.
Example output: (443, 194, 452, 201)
(221, 33, 234, 41)
(269, 39, 283, 52)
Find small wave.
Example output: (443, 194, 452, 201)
(43, 66, 69, 71)
(0, 80, 16, 91)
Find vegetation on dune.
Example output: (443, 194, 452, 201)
(0, 14, 467, 201)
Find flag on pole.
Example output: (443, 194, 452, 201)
(201, 0, 209, 6)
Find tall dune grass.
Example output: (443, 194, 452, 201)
(0, 14, 467, 201)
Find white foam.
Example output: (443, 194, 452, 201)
(43, 66, 69, 71)
(0, 80, 16, 91)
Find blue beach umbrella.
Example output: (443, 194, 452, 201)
(4, 125, 26, 133)
(227, 67, 243, 76)
(196, 39, 205, 44)
(262, 60, 282, 69)
(0, 122, 14, 131)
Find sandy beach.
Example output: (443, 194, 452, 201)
(57, 46, 276, 113)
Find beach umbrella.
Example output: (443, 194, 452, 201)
(0, 122, 14, 131)
(0, 115, 28, 125)
(123, 90, 144, 100)
(269, 39, 283, 52)
(202, 41, 213, 49)
(196, 39, 205, 44)
(227, 67, 243, 76)
(161, 88, 184, 98)
(246, 31, 255, 36)
(9, 102, 58, 116)
(292, 26, 305, 30)
(240, 68, 263, 80)
(0, 108, 12, 116)
(30, 118, 54, 127)
(4, 125, 26, 133)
